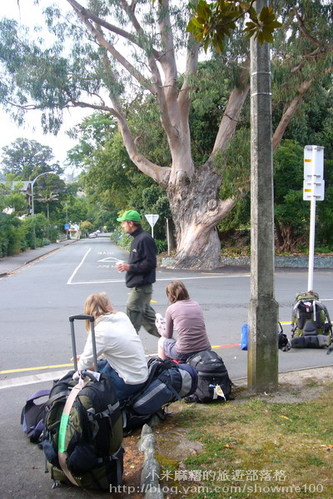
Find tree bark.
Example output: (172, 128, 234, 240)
(166, 163, 236, 269)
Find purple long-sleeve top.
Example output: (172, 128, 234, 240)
(165, 299, 211, 354)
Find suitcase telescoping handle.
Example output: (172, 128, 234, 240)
(69, 314, 98, 372)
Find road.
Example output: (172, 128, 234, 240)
(0, 237, 333, 497)
(1, 237, 333, 386)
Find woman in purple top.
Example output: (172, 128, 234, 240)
(157, 280, 211, 361)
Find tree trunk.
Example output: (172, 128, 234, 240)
(165, 164, 235, 269)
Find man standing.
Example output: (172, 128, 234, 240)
(116, 210, 159, 337)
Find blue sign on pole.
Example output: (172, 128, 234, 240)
(64, 223, 70, 230)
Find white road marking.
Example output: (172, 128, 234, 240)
(67, 247, 91, 284)
(97, 256, 123, 263)
(0, 354, 158, 390)
(0, 370, 68, 390)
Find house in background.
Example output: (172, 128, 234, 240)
(0, 180, 32, 215)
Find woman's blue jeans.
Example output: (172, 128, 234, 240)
(97, 360, 146, 406)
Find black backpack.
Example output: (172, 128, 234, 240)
(185, 349, 232, 403)
(291, 291, 332, 348)
(41, 370, 124, 490)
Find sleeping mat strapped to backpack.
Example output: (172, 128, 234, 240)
(122, 358, 198, 431)
(291, 291, 332, 349)
(41, 370, 124, 490)
(185, 349, 232, 403)
(21, 389, 50, 444)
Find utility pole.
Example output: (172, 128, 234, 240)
(248, 0, 279, 392)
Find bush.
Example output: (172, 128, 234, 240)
(110, 228, 132, 250)
(0, 213, 24, 257)
(21, 214, 56, 249)
(155, 239, 167, 253)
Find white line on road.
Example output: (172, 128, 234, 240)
(0, 354, 160, 390)
(67, 247, 91, 284)
(0, 370, 68, 390)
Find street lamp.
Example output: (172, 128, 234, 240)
(29, 171, 54, 216)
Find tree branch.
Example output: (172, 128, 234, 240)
(66, 0, 155, 94)
(115, 103, 171, 185)
(293, 7, 322, 49)
(273, 64, 332, 150)
(178, 40, 200, 122)
(272, 79, 313, 151)
(67, 0, 139, 47)
(117, 0, 175, 138)
(210, 71, 250, 160)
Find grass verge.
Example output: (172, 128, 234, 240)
(155, 380, 333, 498)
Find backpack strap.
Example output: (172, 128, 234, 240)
(57, 375, 90, 486)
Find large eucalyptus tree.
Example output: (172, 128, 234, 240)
(0, 0, 331, 268)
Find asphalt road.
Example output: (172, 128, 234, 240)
(1, 237, 333, 386)
(0, 237, 332, 498)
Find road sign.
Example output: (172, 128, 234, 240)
(145, 214, 159, 227)
(303, 145, 325, 292)
(303, 145, 325, 201)
(145, 214, 159, 238)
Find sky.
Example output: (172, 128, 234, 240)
(0, 1, 88, 168)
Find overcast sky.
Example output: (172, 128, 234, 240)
(0, 1, 88, 168)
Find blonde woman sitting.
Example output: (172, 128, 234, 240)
(77, 292, 148, 405)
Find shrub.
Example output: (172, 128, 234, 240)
(0, 213, 25, 257)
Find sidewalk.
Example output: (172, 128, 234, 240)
(0, 239, 77, 277)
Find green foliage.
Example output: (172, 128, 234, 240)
(67, 114, 117, 169)
(244, 5, 282, 44)
(0, 138, 65, 219)
(21, 214, 57, 249)
(0, 177, 28, 215)
(0, 213, 25, 257)
(110, 226, 132, 251)
(126, 95, 171, 167)
(189, 60, 232, 164)
(316, 158, 333, 248)
(273, 140, 310, 252)
(187, 1, 282, 52)
(80, 220, 94, 237)
(1, 138, 62, 179)
(67, 109, 170, 240)
(0, 211, 59, 256)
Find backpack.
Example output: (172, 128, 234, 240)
(122, 358, 198, 431)
(21, 389, 51, 444)
(185, 349, 232, 403)
(291, 291, 332, 349)
(41, 370, 124, 490)
(277, 322, 291, 351)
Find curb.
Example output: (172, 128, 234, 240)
(138, 424, 164, 498)
(161, 255, 333, 269)
(0, 240, 78, 278)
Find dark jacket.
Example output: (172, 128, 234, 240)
(125, 227, 157, 288)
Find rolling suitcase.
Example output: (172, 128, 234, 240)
(41, 314, 124, 490)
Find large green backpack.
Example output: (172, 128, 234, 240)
(42, 370, 123, 490)
(291, 291, 332, 348)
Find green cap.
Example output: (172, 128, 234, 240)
(117, 210, 141, 222)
